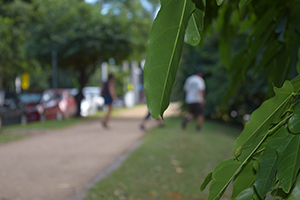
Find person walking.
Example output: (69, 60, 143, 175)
(139, 87, 164, 130)
(101, 73, 118, 128)
(140, 111, 164, 131)
(182, 69, 206, 131)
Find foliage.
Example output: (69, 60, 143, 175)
(84, 118, 241, 200)
(214, 0, 300, 99)
(175, 36, 268, 124)
(25, 0, 133, 91)
(144, 0, 300, 199)
(0, 0, 33, 89)
(0, 0, 152, 93)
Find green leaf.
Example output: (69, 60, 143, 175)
(238, 0, 252, 10)
(275, 16, 288, 42)
(144, 0, 195, 118)
(231, 160, 255, 199)
(192, 0, 205, 12)
(291, 74, 300, 93)
(216, 0, 224, 6)
(287, 174, 300, 200)
(254, 126, 289, 198)
(294, 102, 300, 118)
(193, 7, 205, 31)
(254, 147, 277, 198)
(208, 158, 241, 200)
(184, 12, 201, 46)
(288, 115, 300, 134)
(277, 134, 300, 193)
(235, 188, 255, 200)
(297, 48, 300, 75)
(233, 81, 294, 162)
(200, 172, 212, 191)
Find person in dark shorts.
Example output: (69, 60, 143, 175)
(101, 73, 118, 128)
(140, 111, 164, 131)
(182, 70, 206, 131)
(139, 87, 163, 130)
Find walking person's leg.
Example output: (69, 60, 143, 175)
(103, 104, 113, 128)
(196, 104, 204, 131)
(182, 104, 194, 129)
(140, 111, 151, 130)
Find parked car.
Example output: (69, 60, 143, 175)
(18, 91, 43, 122)
(71, 87, 104, 117)
(52, 89, 77, 118)
(0, 90, 27, 129)
(82, 86, 104, 110)
(19, 89, 62, 122)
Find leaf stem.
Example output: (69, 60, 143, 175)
(267, 113, 293, 135)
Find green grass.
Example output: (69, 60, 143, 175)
(84, 118, 242, 200)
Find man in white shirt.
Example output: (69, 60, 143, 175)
(182, 70, 206, 131)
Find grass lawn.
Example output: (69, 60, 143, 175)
(84, 118, 242, 200)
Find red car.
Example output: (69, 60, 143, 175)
(19, 90, 62, 122)
(52, 89, 77, 118)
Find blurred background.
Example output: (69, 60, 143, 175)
(0, 0, 292, 129)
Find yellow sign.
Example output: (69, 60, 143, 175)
(127, 83, 134, 91)
(21, 73, 30, 90)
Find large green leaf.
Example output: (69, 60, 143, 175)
(208, 158, 241, 200)
(144, 0, 195, 118)
(231, 159, 255, 199)
(254, 126, 289, 198)
(277, 134, 300, 193)
(233, 81, 294, 162)
(287, 174, 300, 200)
(235, 188, 255, 200)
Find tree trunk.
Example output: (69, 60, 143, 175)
(75, 66, 89, 117)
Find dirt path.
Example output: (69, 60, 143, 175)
(0, 103, 179, 200)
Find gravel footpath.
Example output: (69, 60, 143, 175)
(0, 103, 179, 200)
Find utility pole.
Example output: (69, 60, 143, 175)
(52, 50, 58, 89)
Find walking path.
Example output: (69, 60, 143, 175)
(0, 103, 179, 200)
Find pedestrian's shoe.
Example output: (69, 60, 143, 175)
(182, 118, 188, 129)
(102, 121, 108, 129)
(140, 124, 146, 130)
(196, 125, 201, 131)
(158, 123, 165, 128)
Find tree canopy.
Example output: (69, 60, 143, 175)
(0, 0, 152, 91)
